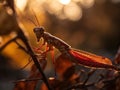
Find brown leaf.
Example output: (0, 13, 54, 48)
(14, 52, 47, 90)
(14, 82, 26, 90)
(63, 65, 79, 81)
(40, 76, 81, 90)
(55, 54, 74, 80)
(40, 77, 57, 90)
(29, 54, 47, 78)
(14, 80, 39, 90)
(114, 47, 120, 64)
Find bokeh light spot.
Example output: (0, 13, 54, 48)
(80, 0, 94, 8)
(6, 7, 13, 15)
(111, 0, 120, 3)
(64, 2, 82, 21)
(15, 0, 28, 11)
(47, 1, 63, 14)
(59, 0, 71, 5)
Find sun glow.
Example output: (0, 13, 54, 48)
(58, 0, 71, 5)
(15, 0, 28, 11)
(14, 0, 95, 21)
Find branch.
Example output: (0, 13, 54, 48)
(0, 36, 18, 51)
(4, 0, 52, 89)
(16, 29, 53, 90)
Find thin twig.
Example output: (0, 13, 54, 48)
(19, 57, 32, 70)
(65, 75, 120, 90)
(14, 40, 28, 53)
(13, 78, 42, 83)
(102, 75, 120, 84)
(0, 36, 18, 51)
(65, 69, 96, 90)
(83, 69, 96, 85)
(65, 82, 95, 90)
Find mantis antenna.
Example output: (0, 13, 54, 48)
(16, 7, 38, 26)
(27, 17, 38, 26)
(31, 9, 40, 27)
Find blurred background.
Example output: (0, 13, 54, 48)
(0, 0, 120, 89)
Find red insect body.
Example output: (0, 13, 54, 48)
(69, 49, 119, 71)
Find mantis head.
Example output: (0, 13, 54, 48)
(33, 27, 44, 42)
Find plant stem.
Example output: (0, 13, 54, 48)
(17, 28, 53, 90)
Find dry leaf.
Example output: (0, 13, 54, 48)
(115, 47, 120, 64)
(55, 54, 74, 80)
(14, 52, 47, 90)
